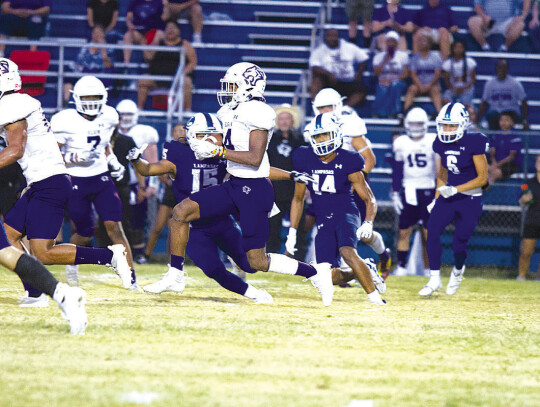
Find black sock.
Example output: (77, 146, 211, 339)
(349, 36, 356, 43)
(363, 35, 372, 48)
(14, 254, 59, 297)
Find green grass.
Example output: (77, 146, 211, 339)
(0, 264, 539, 407)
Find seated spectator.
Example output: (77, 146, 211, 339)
(371, 0, 414, 51)
(123, 0, 169, 64)
(529, 0, 540, 53)
(468, 0, 531, 52)
(488, 111, 523, 184)
(467, 105, 481, 131)
(372, 31, 409, 118)
(87, 0, 119, 40)
(166, 0, 203, 45)
(309, 28, 369, 108)
(346, 0, 374, 47)
(137, 20, 196, 111)
(442, 40, 477, 107)
(0, 0, 51, 57)
(477, 59, 529, 130)
(403, 33, 443, 114)
(518, 154, 540, 281)
(63, 25, 114, 106)
(412, 0, 458, 60)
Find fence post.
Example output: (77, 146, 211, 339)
(57, 44, 65, 110)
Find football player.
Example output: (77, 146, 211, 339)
(419, 102, 489, 296)
(391, 107, 439, 278)
(287, 113, 386, 304)
(312, 88, 391, 274)
(148, 62, 335, 306)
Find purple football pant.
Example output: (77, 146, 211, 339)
(315, 212, 361, 267)
(0, 222, 11, 250)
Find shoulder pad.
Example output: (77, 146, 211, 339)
(236, 101, 276, 130)
(0, 94, 40, 127)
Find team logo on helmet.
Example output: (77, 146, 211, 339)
(0, 60, 9, 74)
(243, 66, 264, 86)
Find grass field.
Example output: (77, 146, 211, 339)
(0, 264, 539, 407)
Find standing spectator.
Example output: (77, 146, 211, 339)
(403, 33, 443, 114)
(468, 0, 531, 52)
(346, 0, 374, 47)
(477, 59, 528, 130)
(267, 104, 307, 261)
(0, 0, 51, 57)
(372, 31, 409, 118)
(309, 28, 369, 108)
(487, 111, 523, 184)
(442, 40, 477, 107)
(529, 0, 540, 52)
(123, 0, 169, 64)
(518, 154, 540, 280)
(166, 0, 203, 45)
(87, 0, 119, 40)
(371, 0, 414, 51)
(137, 20, 196, 111)
(412, 0, 458, 60)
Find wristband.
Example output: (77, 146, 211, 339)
(360, 169, 368, 177)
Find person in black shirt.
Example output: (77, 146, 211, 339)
(267, 105, 308, 261)
(87, 0, 119, 37)
(518, 154, 540, 280)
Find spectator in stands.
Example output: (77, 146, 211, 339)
(442, 40, 477, 107)
(123, 0, 169, 64)
(87, 0, 119, 40)
(267, 104, 307, 261)
(166, 0, 203, 45)
(137, 19, 196, 111)
(467, 105, 481, 131)
(403, 32, 443, 115)
(477, 59, 529, 130)
(309, 28, 369, 108)
(372, 31, 409, 118)
(345, 0, 374, 47)
(488, 111, 523, 184)
(412, 0, 458, 60)
(518, 154, 540, 280)
(468, 0, 531, 52)
(371, 0, 414, 51)
(62, 25, 114, 106)
(0, 0, 51, 57)
(529, 0, 540, 53)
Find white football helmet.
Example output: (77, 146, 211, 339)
(72, 75, 108, 116)
(304, 112, 343, 156)
(217, 62, 266, 107)
(0, 58, 22, 99)
(185, 112, 223, 145)
(312, 88, 344, 116)
(116, 99, 139, 131)
(436, 102, 469, 143)
(404, 107, 428, 139)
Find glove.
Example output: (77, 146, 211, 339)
(65, 150, 99, 165)
(285, 228, 297, 255)
(126, 143, 148, 162)
(107, 153, 125, 181)
(290, 171, 315, 185)
(427, 199, 436, 214)
(437, 185, 458, 198)
(391, 191, 403, 215)
(189, 139, 225, 160)
(356, 221, 373, 240)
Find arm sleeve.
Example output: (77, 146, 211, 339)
(349, 151, 365, 174)
(471, 133, 490, 155)
(50, 114, 67, 144)
(515, 80, 526, 101)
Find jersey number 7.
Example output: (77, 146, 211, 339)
(87, 136, 101, 150)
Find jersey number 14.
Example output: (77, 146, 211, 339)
(312, 174, 336, 194)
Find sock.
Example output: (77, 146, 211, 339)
(75, 246, 113, 265)
(22, 280, 43, 298)
(15, 254, 59, 297)
(131, 269, 137, 284)
(132, 247, 144, 257)
(193, 32, 202, 43)
(243, 284, 259, 299)
(348, 36, 356, 43)
(363, 35, 372, 48)
(170, 254, 184, 271)
(367, 232, 385, 255)
(267, 253, 316, 278)
(454, 252, 466, 271)
(296, 262, 317, 278)
(397, 250, 408, 268)
(430, 269, 440, 279)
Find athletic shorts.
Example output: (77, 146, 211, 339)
(315, 211, 361, 266)
(161, 184, 177, 208)
(522, 218, 540, 239)
(345, 0, 374, 22)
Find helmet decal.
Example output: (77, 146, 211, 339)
(0, 60, 9, 74)
(243, 66, 265, 87)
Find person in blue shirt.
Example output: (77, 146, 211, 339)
(419, 102, 489, 297)
(286, 113, 387, 305)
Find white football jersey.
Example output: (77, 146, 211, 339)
(393, 133, 438, 189)
(217, 100, 276, 178)
(339, 108, 368, 153)
(122, 124, 159, 148)
(0, 93, 66, 184)
(52, 106, 119, 177)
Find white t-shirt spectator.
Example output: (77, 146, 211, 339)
(410, 52, 443, 85)
(481, 75, 526, 114)
(309, 39, 369, 82)
(373, 50, 409, 83)
(442, 57, 477, 88)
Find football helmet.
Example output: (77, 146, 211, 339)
(312, 88, 344, 116)
(217, 62, 266, 107)
(72, 75, 108, 116)
(0, 58, 22, 100)
(436, 102, 469, 143)
(185, 112, 223, 145)
(116, 99, 138, 131)
(404, 107, 428, 139)
(305, 112, 343, 156)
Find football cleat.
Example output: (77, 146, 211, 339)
(107, 244, 132, 288)
(309, 262, 334, 306)
(365, 258, 386, 294)
(19, 292, 49, 307)
(65, 265, 79, 286)
(54, 283, 88, 335)
(254, 289, 273, 304)
(378, 248, 392, 279)
(143, 266, 186, 294)
(392, 266, 408, 277)
(418, 278, 443, 296)
(128, 282, 143, 292)
(134, 254, 148, 265)
(446, 266, 465, 295)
